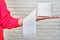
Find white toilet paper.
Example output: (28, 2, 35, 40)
(23, 9, 37, 38)
(37, 3, 52, 16)
(23, 3, 52, 38)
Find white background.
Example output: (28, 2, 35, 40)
(4, 0, 60, 40)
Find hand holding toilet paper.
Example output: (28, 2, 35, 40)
(23, 3, 52, 38)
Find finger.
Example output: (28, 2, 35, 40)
(37, 16, 59, 18)
(37, 16, 59, 19)
(36, 16, 48, 21)
(36, 16, 59, 21)
(46, 16, 59, 19)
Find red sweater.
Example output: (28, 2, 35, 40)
(0, 0, 19, 40)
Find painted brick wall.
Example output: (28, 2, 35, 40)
(4, 0, 60, 40)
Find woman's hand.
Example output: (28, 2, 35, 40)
(36, 16, 59, 21)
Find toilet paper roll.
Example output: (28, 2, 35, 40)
(23, 3, 52, 38)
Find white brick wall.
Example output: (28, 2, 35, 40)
(4, 0, 60, 40)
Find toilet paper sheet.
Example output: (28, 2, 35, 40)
(23, 9, 37, 38)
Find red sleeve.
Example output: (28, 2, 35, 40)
(1, 0, 20, 29)
(2, 11, 20, 29)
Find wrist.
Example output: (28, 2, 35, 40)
(18, 18, 23, 27)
